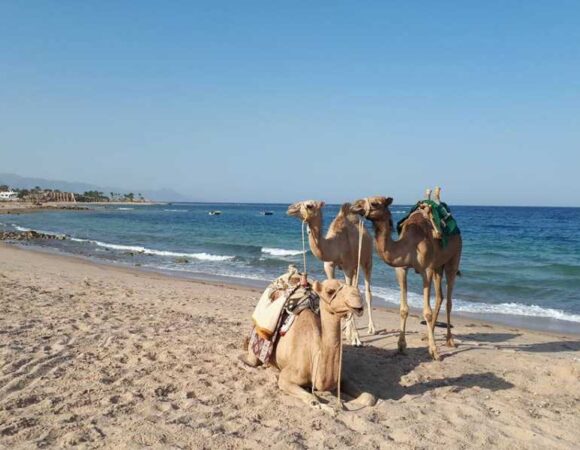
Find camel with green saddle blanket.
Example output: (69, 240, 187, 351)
(351, 192, 462, 361)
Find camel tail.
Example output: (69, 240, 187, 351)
(242, 336, 250, 351)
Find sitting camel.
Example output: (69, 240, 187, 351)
(287, 200, 375, 345)
(350, 196, 462, 360)
(240, 278, 376, 412)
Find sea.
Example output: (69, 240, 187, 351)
(2, 203, 579, 334)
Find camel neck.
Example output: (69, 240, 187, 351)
(373, 219, 408, 267)
(307, 215, 337, 262)
(314, 308, 342, 392)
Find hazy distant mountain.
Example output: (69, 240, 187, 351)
(0, 173, 190, 202)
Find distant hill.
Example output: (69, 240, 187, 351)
(0, 173, 190, 202)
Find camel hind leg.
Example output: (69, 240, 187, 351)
(432, 268, 444, 329)
(444, 257, 461, 348)
(421, 269, 439, 360)
(395, 267, 409, 353)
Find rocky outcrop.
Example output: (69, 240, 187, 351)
(0, 231, 66, 241)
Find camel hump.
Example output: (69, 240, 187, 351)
(338, 202, 351, 216)
(338, 203, 359, 223)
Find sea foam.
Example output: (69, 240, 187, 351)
(371, 286, 580, 324)
(262, 247, 303, 257)
(71, 238, 234, 261)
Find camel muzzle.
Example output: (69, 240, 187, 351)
(351, 306, 364, 317)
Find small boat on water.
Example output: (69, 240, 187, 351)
(260, 211, 274, 216)
(209, 210, 222, 216)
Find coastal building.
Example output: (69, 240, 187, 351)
(0, 191, 18, 201)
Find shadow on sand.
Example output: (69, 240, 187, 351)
(342, 343, 514, 402)
(456, 332, 580, 353)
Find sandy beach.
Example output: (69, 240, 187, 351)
(0, 244, 579, 449)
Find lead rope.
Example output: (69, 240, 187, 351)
(301, 219, 308, 275)
(354, 217, 364, 286)
(337, 216, 365, 410)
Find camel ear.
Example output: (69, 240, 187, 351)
(312, 280, 322, 293)
(320, 201, 326, 208)
(385, 197, 393, 206)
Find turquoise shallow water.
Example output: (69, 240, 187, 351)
(2, 203, 580, 330)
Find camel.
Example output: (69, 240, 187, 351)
(241, 278, 376, 412)
(350, 196, 462, 360)
(286, 200, 375, 345)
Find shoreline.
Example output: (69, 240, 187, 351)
(4, 242, 579, 338)
(0, 201, 161, 215)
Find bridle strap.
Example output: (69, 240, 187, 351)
(321, 284, 344, 306)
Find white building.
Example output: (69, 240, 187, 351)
(0, 191, 18, 201)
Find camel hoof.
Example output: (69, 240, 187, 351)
(312, 401, 336, 415)
(367, 325, 376, 335)
(353, 392, 377, 407)
(397, 340, 407, 354)
(446, 338, 457, 348)
(352, 339, 363, 347)
(429, 348, 441, 361)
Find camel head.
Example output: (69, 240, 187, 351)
(312, 279, 363, 317)
(350, 196, 393, 222)
(287, 200, 325, 221)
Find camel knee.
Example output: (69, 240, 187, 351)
(239, 352, 260, 368)
(423, 310, 433, 325)
(400, 307, 409, 320)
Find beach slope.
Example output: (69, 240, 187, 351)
(0, 244, 578, 449)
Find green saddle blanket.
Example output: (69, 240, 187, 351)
(396, 200, 460, 248)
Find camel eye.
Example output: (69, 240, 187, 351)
(371, 201, 379, 207)
(306, 204, 313, 209)
(326, 288, 336, 296)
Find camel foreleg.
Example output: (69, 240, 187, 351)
(340, 376, 377, 407)
(278, 372, 335, 414)
(344, 314, 362, 347)
(324, 262, 336, 280)
(364, 267, 375, 335)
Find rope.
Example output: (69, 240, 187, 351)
(354, 217, 364, 286)
(301, 220, 308, 275)
(336, 316, 343, 408)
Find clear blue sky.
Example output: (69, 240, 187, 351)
(1, 2, 579, 205)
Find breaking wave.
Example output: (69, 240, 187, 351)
(371, 286, 580, 323)
(69, 238, 234, 261)
(261, 247, 303, 257)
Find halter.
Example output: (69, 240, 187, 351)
(363, 197, 371, 219)
(320, 284, 344, 306)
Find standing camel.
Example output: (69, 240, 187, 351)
(240, 278, 376, 412)
(350, 196, 462, 360)
(287, 201, 375, 346)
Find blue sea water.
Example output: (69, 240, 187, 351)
(2, 203, 580, 331)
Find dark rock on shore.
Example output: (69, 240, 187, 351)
(0, 231, 66, 241)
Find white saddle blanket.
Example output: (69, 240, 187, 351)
(252, 265, 304, 339)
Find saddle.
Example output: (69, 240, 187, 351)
(249, 265, 320, 364)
